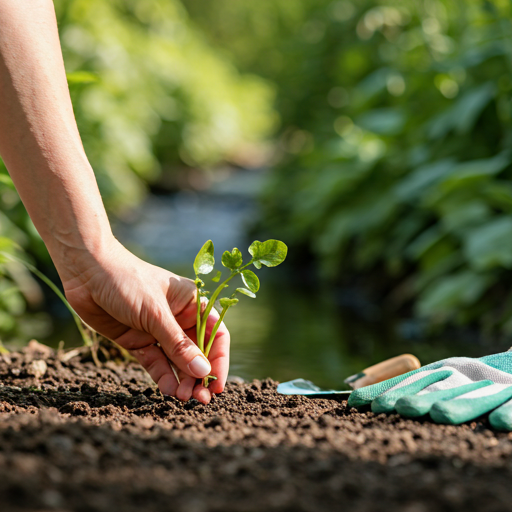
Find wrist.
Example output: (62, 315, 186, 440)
(47, 220, 117, 286)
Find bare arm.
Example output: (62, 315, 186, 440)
(0, 0, 229, 403)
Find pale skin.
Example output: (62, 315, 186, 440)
(0, 0, 229, 404)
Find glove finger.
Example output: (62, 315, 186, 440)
(371, 369, 453, 414)
(395, 380, 493, 417)
(348, 369, 427, 408)
(489, 398, 512, 431)
(430, 384, 512, 425)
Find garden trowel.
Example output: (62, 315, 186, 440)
(277, 354, 420, 397)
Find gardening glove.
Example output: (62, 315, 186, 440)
(347, 350, 512, 430)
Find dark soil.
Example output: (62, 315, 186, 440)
(1, 342, 512, 512)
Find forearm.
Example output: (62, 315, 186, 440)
(0, 0, 112, 281)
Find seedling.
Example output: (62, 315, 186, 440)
(193, 239, 287, 387)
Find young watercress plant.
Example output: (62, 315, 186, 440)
(194, 239, 287, 387)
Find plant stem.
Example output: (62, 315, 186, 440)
(204, 307, 228, 358)
(197, 260, 254, 350)
(196, 281, 203, 352)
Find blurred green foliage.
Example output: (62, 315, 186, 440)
(0, 0, 277, 343)
(186, 0, 512, 334)
(1, 0, 512, 342)
(56, 0, 277, 210)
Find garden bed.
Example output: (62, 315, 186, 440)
(1, 342, 512, 512)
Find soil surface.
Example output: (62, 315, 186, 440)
(1, 342, 512, 512)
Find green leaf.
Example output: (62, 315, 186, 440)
(0, 237, 17, 252)
(417, 271, 490, 317)
(212, 270, 222, 282)
(222, 248, 243, 270)
(440, 152, 511, 193)
(219, 297, 239, 309)
(395, 160, 455, 202)
(427, 83, 495, 139)
(356, 107, 406, 136)
(194, 240, 215, 275)
(235, 287, 256, 298)
(463, 217, 512, 270)
(66, 71, 99, 85)
(0, 174, 15, 190)
(241, 270, 260, 292)
(248, 240, 288, 268)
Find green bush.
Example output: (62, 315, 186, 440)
(187, 0, 512, 334)
(256, 0, 512, 334)
(56, 0, 276, 211)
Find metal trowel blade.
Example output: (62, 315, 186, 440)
(277, 378, 352, 397)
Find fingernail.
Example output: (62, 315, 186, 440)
(188, 355, 211, 378)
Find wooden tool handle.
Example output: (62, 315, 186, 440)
(352, 354, 421, 389)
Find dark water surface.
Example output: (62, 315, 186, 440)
(108, 178, 507, 389)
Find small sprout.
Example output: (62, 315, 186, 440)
(193, 239, 287, 388)
(203, 375, 218, 387)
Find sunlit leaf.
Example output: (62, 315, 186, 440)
(221, 248, 243, 270)
(249, 240, 287, 268)
(194, 240, 215, 275)
(235, 287, 256, 298)
(219, 297, 239, 309)
(212, 271, 222, 282)
(241, 269, 260, 292)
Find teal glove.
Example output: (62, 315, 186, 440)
(347, 351, 512, 430)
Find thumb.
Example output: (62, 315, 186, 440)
(150, 309, 211, 379)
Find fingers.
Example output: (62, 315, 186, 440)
(206, 321, 230, 395)
(176, 375, 196, 402)
(193, 384, 212, 404)
(149, 304, 211, 380)
(183, 311, 230, 397)
(118, 331, 179, 396)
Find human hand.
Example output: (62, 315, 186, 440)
(348, 351, 512, 430)
(59, 238, 229, 404)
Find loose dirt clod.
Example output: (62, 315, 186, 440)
(1, 349, 512, 512)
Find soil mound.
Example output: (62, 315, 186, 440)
(1, 344, 512, 512)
